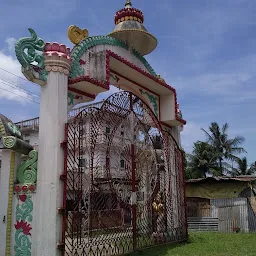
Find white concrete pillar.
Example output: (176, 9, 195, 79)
(32, 43, 71, 256)
(170, 126, 181, 148)
(0, 150, 20, 256)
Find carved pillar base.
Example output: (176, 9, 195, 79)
(0, 150, 20, 256)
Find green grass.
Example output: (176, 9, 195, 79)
(130, 232, 256, 256)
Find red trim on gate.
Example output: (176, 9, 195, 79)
(130, 92, 137, 250)
(110, 70, 160, 97)
(107, 50, 176, 93)
(107, 50, 187, 125)
(181, 150, 188, 239)
(176, 116, 186, 125)
(68, 86, 96, 99)
(68, 49, 186, 125)
(131, 144, 137, 250)
(160, 121, 172, 129)
(109, 69, 186, 125)
(61, 123, 68, 256)
(68, 76, 110, 90)
(158, 97, 161, 120)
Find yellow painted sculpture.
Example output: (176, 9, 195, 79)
(152, 192, 164, 214)
(68, 25, 88, 45)
(157, 74, 166, 83)
(125, 0, 132, 6)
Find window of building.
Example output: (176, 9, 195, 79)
(79, 158, 86, 167)
(106, 121, 111, 134)
(106, 127, 110, 134)
(120, 159, 125, 168)
(79, 127, 86, 135)
(137, 192, 144, 201)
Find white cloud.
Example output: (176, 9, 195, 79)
(175, 72, 252, 95)
(172, 53, 256, 103)
(5, 37, 16, 52)
(0, 50, 32, 103)
(181, 122, 205, 153)
(0, 52, 22, 77)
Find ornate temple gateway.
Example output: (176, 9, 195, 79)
(0, 1, 187, 255)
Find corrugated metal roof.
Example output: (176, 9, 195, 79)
(187, 176, 256, 183)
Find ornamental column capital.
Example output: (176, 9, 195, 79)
(43, 43, 72, 75)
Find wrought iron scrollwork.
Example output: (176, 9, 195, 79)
(62, 91, 187, 255)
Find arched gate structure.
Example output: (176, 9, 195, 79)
(11, 2, 188, 255)
(62, 91, 187, 255)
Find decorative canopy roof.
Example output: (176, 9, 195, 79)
(0, 114, 22, 139)
(0, 114, 33, 154)
(108, 0, 157, 56)
(114, 1, 144, 25)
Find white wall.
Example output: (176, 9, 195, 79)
(160, 94, 176, 122)
(81, 45, 148, 77)
(22, 131, 39, 148)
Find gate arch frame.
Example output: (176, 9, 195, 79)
(12, 3, 187, 256)
(62, 91, 187, 255)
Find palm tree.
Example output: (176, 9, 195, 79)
(250, 161, 256, 173)
(201, 122, 246, 173)
(183, 150, 198, 180)
(186, 141, 220, 178)
(231, 157, 256, 176)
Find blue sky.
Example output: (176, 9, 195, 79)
(0, 0, 255, 165)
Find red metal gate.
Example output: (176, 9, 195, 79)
(61, 91, 187, 255)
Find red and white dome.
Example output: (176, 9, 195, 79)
(108, 0, 157, 56)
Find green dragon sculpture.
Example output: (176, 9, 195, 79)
(17, 150, 38, 184)
(15, 28, 46, 69)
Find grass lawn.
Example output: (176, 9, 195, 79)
(130, 232, 256, 256)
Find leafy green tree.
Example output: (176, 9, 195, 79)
(230, 157, 256, 176)
(186, 141, 220, 178)
(201, 122, 246, 174)
(182, 150, 195, 180)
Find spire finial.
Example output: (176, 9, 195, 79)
(125, 0, 132, 8)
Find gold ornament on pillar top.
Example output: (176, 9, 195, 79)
(152, 192, 164, 214)
(109, 0, 157, 55)
(68, 25, 88, 45)
(157, 74, 166, 83)
(125, 0, 132, 6)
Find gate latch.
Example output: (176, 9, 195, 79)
(57, 243, 65, 251)
(60, 174, 67, 181)
(60, 140, 67, 148)
(57, 208, 66, 215)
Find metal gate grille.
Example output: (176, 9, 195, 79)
(61, 91, 187, 255)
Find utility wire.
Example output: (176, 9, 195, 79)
(0, 86, 40, 104)
(0, 67, 38, 84)
(0, 79, 40, 99)
(0, 78, 39, 97)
